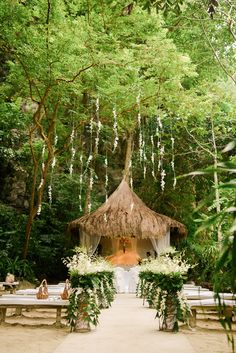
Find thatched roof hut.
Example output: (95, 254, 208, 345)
(68, 179, 187, 240)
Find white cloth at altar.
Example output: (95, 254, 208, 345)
(128, 266, 140, 293)
(114, 267, 126, 293)
(114, 266, 140, 293)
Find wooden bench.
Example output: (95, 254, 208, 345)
(188, 299, 235, 328)
(0, 297, 69, 327)
(0, 282, 19, 294)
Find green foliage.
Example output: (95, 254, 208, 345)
(138, 270, 190, 332)
(179, 238, 220, 287)
(67, 271, 115, 330)
(0, 252, 35, 281)
(0, 0, 235, 305)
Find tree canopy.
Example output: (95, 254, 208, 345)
(0, 0, 235, 287)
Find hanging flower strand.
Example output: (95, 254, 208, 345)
(37, 142, 45, 215)
(171, 136, 177, 189)
(160, 145, 165, 191)
(156, 112, 165, 191)
(161, 168, 166, 191)
(95, 97, 101, 153)
(48, 133, 58, 206)
(143, 140, 147, 179)
(156, 114, 163, 170)
(69, 126, 76, 175)
(137, 93, 143, 163)
(129, 159, 133, 190)
(38, 143, 45, 191)
(79, 154, 83, 212)
(88, 168, 94, 213)
(150, 134, 156, 180)
(84, 154, 93, 174)
(105, 155, 108, 202)
(112, 106, 119, 152)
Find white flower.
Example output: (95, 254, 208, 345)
(54, 134, 58, 146)
(37, 204, 42, 215)
(51, 157, 56, 169)
(70, 128, 75, 143)
(64, 248, 114, 276)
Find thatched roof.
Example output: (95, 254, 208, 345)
(68, 179, 187, 239)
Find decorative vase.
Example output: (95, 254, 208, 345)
(75, 302, 91, 333)
(160, 295, 177, 332)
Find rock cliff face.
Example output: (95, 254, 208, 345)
(0, 166, 29, 209)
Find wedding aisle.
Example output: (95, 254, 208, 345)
(52, 294, 196, 353)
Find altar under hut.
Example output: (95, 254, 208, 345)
(68, 179, 187, 265)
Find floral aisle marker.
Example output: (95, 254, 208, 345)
(63, 247, 115, 332)
(138, 249, 192, 332)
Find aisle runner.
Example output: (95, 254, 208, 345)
(53, 294, 196, 353)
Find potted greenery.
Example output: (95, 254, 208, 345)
(138, 248, 192, 332)
(63, 248, 115, 332)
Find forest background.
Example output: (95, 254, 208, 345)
(0, 0, 235, 289)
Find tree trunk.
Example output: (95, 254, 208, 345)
(123, 133, 133, 183)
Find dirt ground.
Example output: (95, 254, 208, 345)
(0, 308, 235, 353)
(181, 315, 236, 353)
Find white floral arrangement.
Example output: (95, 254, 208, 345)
(63, 247, 114, 276)
(63, 247, 115, 331)
(140, 252, 192, 275)
(138, 251, 193, 332)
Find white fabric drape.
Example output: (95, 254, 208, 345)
(150, 229, 170, 255)
(114, 266, 140, 293)
(80, 231, 101, 256)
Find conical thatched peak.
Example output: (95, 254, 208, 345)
(69, 179, 187, 239)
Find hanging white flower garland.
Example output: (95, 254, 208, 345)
(95, 97, 101, 153)
(156, 114, 166, 191)
(150, 134, 156, 180)
(37, 143, 45, 215)
(48, 133, 58, 206)
(87, 168, 94, 214)
(137, 94, 143, 163)
(69, 126, 76, 175)
(129, 158, 133, 190)
(105, 155, 108, 202)
(170, 136, 177, 189)
(137, 93, 147, 178)
(79, 154, 83, 212)
(112, 106, 119, 152)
